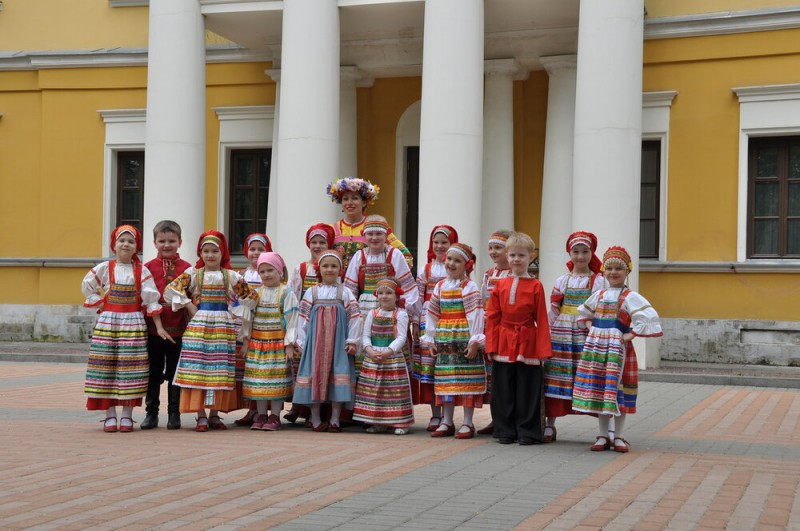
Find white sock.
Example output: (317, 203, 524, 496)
(462, 406, 474, 427)
(438, 403, 455, 430)
(599, 415, 610, 440)
(330, 402, 342, 426)
(310, 404, 321, 426)
(271, 401, 283, 417)
(256, 401, 268, 415)
(615, 413, 626, 440)
(430, 404, 442, 418)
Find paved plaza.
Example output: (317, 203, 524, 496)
(0, 358, 799, 530)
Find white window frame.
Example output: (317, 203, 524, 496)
(394, 99, 421, 242)
(733, 84, 800, 261)
(642, 91, 676, 262)
(98, 109, 146, 257)
(212, 105, 275, 235)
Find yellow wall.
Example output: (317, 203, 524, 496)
(646, 0, 800, 18)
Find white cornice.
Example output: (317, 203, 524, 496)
(640, 260, 800, 273)
(213, 105, 275, 121)
(0, 46, 271, 71)
(643, 91, 677, 108)
(108, 0, 148, 7)
(98, 108, 146, 123)
(733, 84, 800, 103)
(645, 7, 800, 40)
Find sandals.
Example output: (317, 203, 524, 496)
(103, 417, 118, 433)
(613, 437, 630, 453)
(209, 415, 227, 430)
(426, 416, 442, 432)
(195, 417, 209, 432)
(119, 417, 134, 433)
(311, 421, 329, 432)
(455, 424, 476, 440)
(590, 435, 611, 451)
(430, 423, 455, 438)
(543, 426, 557, 443)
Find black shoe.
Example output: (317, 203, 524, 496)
(497, 437, 515, 444)
(140, 412, 159, 430)
(167, 411, 181, 430)
(518, 437, 542, 446)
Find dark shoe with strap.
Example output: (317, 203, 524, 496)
(140, 411, 159, 430)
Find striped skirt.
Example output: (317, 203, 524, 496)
(84, 310, 148, 409)
(352, 349, 414, 427)
(572, 328, 628, 415)
(544, 313, 588, 401)
(243, 329, 293, 401)
(173, 309, 238, 391)
(433, 342, 486, 407)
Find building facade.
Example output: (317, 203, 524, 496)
(1, 0, 798, 366)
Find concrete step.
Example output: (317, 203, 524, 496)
(640, 360, 800, 389)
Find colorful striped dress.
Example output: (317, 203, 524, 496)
(242, 285, 299, 401)
(352, 308, 414, 427)
(544, 272, 608, 417)
(294, 284, 362, 406)
(423, 278, 486, 407)
(165, 267, 257, 412)
(572, 288, 662, 416)
(82, 261, 163, 410)
(412, 260, 447, 403)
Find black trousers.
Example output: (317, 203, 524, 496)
(145, 334, 182, 413)
(490, 360, 544, 441)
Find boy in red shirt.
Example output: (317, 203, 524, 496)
(141, 220, 191, 430)
(485, 232, 552, 445)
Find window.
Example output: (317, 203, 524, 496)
(748, 136, 800, 258)
(640, 140, 661, 259)
(116, 151, 145, 231)
(229, 148, 271, 254)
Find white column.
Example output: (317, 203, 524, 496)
(573, 0, 648, 365)
(339, 66, 360, 178)
(481, 59, 520, 256)
(418, 0, 484, 253)
(274, 1, 340, 270)
(539, 55, 577, 294)
(265, 68, 281, 238)
(143, 0, 206, 261)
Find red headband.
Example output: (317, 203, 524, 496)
(196, 230, 231, 269)
(427, 224, 459, 264)
(566, 231, 602, 274)
(306, 223, 335, 249)
(111, 225, 143, 263)
(244, 233, 273, 253)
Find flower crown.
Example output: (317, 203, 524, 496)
(326, 177, 380, 205)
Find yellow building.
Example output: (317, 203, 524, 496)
(0, 0, 798, 365)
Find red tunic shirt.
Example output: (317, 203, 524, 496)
(144, 255, 191, 337)
(485, 276, 552, 365)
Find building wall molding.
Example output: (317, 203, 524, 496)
(640, 260, 800, 274)
(645, 7, 800, 40)
(108, 0, 149, 7)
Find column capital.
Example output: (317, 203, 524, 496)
(265, 68, 280, 83)
(484, 58, 527, 80)
(340, 65, 374, 87)
(540, 54, 577, 75)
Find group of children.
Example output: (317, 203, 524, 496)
(82, 178, 662, 453)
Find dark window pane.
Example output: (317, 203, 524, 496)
(640, 186, 658, 219)
(123, 160, 142, 188)
(259, 155, 271, 187)
(639, 220, 657, 258)
(756, 147, 778, 178)
(790, 144, 800, 178)
(753, 219, 778, 255)
(258, 188, 268, 219)
(121, 190, 141, 220)
(788, 219, 800, 255)
(641, 148, 658, 184)
(236, 158, 254, 186)
(233, 221, 251, 252)
(754, 182, 779, 216)
(788, 182, 800, 217)
(235, 189, 253, 219)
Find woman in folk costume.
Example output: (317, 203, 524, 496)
(543, 231, 608, 443)
(344, 215, 419, 376)
(165, 231, 258, 432)
(233, 232, 272, 427)
(421, 242, 486, 440)
(294, 250, 362, 432)
(289, 223, 335, 302)
(573, 246, 662, 453)
(352, 277, 415, 435)
(240, 252, 299, 431)
(412, 224, 458, 431)
(82, 225, 168, 432)
(326, 176, 412, 271)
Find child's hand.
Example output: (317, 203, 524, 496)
(622, 332, 635, 342)
(156, 327, 176, 344)
(411, 323, 419, 342)
(95, 303, 105, 314)
(485, 351, 496, 361)
(284, 344, 296, 361)
(186, 302, 198, 319)
(465, 343, 480, 360)
(345, 343, 356, 356)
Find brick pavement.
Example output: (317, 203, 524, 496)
(0, 361, 798, 530)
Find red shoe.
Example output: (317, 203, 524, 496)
(195, 417, 209, 432)
(234, 410, 256, 427)
(543, 426, 557, 443)
(590, 436, 610, 451)
(455, 424, 476, 440)
(251, 414, 267, 430)
(476, 423, 494, 435)
(327, 423, 343, 433)
(613, 437, 630, 453)
(430, 423, 455, 438)
(263, 414, 281, 431)
(119, 417, 134, 433)
(209, 415, 227, 430)
(426, 416, 442, 432)
(102, 417, 118, 433)
(312, 422, 329, 432)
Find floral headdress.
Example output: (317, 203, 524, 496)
(326, 177, 380, 205)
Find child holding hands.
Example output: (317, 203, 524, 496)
(573, 246, 662, 453)
(240, 252, 299, 431)
(294, 250, 362, 432)
(485, 232, 552, 445)
(421, 242, 485, 439)
(353, 277, 415, 435)
(82, 225, 169, 432)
